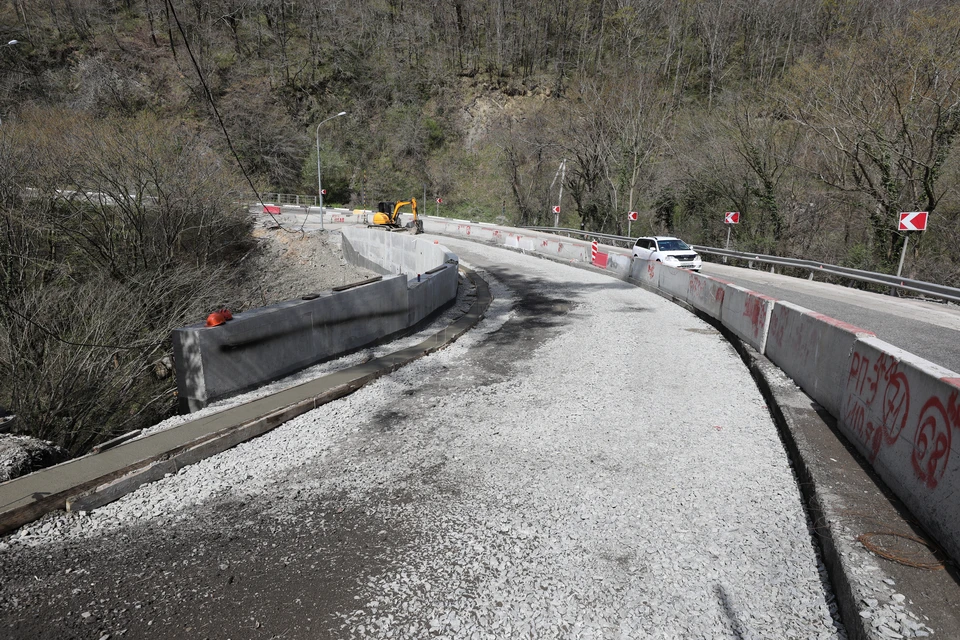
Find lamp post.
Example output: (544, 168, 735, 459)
(316, 111, 347, 230)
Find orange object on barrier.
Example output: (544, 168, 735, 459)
(219, 308, 233, 321)
(205, 312, 226, 327)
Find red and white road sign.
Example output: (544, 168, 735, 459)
(724, 211, 740, 224)
(627, 211, 638, 221)
(899, 211, 928, 231)
(436, 197, 443, 204)
(321, 189, 327, 195)
(552, 205, 561, 214)
(591, 239, 598, 261)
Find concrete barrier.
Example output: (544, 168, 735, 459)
(840, 336, 960, 560)
(630, 259, 661, 287)
(173, 229, 458, 412)
(173, 277, 409, 412)
(765, 302, 875, 417)
(659, 265, 692, 303)
(605, 252, 632, 278)
(720, 285, 776, 353)
(340, 227, 457, 280)
(686, 272, 726, 320)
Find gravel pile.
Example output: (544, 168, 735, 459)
(0, 435, 68, 483)
(1, 235, 849, 639)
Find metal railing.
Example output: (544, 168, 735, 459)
(522, 227, 960, 305)
(240, 192, 320, 207)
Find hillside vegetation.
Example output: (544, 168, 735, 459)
(2, 0, 960, 452)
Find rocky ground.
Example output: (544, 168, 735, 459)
(239, 225, 377, 308)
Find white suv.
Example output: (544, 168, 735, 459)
(633, 236, 702, 271)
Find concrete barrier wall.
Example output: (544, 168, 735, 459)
(173, 229, 459, 412)
(686, 272, 726, 320)
(719, 284, 775, 353)
(407, 264, 460, 325)
(340, 227, 457, 280)
(173, 276, 408, 412)
(659, 265, 693, 304)
(840, 336, 960, 559)
(765, 302, 876, 417)
(630, 259, 661, 287)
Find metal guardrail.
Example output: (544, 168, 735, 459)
(240, 192, 320, 206)
(522, 226, 960, 305)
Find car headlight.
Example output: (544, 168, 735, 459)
(664, 255, 678, 262)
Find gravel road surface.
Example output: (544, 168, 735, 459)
(699, 261, 960, 374)
(0, 236, 844, 639)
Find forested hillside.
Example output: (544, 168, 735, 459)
(2, 0, 960, 451)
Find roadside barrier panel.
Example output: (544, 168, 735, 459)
(174, 229, 458, 412)
(840, 335, 960, 560)
(630, 259, 661, 287)
(720, 285, 776, 354)
(686, 271, 726, 320)
(659, 265, 691, 303)
(519, 236, 537, 251)
(172, 277, 408, 412)
(765, 301, 875, 417)
(341, 227, 457, 279)
(605, 252, 631, 278)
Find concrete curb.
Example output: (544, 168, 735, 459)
(0, 268, 492, 536)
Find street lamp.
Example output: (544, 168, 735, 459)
(316, 111, 347, 229)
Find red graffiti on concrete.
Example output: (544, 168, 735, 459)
(911, 391, 960, 489)
(742, 297, 766, 339)
(687, 274, 723, 308)
(689, 274, 704, 297)
(558, 242, 564, 252)
(647, 263, 656, 280)
(844, 352, 911, 460)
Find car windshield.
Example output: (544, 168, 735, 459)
(657, 239, 691, 251)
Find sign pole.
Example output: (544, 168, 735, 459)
(628, 218, 632, 238)
(555, 159, 566, 227)
(896, 234, 909, 278)
(724, 226, 731, 264)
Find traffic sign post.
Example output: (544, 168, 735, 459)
(723, 212, 740, 260)
(550, 159, 566, 227)
(896, 212, 929, 278)
(627, 211, 637, 237)
(436, 196, 442, 216)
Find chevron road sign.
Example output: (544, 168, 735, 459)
(898, 212, 928, 231)
(724, 211, 740, 224)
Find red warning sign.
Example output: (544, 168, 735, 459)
(898, 212, 928, 231)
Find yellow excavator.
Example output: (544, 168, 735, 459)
(370, 198, 424, 234)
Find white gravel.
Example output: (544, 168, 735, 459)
(1, 235, 846, 638)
